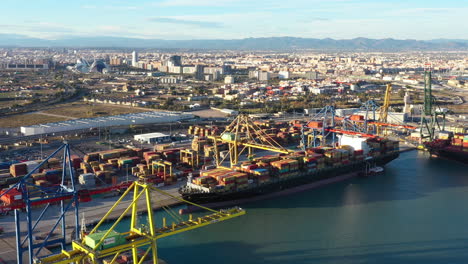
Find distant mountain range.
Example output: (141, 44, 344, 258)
(1, 34, 467, 51)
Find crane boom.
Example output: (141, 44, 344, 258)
(379, 84, 392, 123)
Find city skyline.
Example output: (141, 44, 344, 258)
(0, 0, 467, 40)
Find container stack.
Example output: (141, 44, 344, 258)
(233, 172, 249, 189)
(324, 150, 342, 166)
(366, 139, 381, 157)
(438, 131, 453, 140)
(271, 159, 299, 178)
(79, 173, 96, 186)
(10, 163, 27, 177)
(188, 125, 220, 137)
(193, 175, 217, 188)
(215, 174, 236, 191)
(303, 157, 318, 172)
(118, 157, 140, 168)
(84, 153, 99, 163)
(250, 168, 270, 184)
(44, 169, 62, 184)
(162, 150, 179, 163)
(146, 154, 162, 166)
(353, 150, 365, 160)
(192, 137, 209, 152)
(70, 155, 83, 169)
(453, 134, 468, 149)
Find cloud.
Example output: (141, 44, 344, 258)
(147, 17, 223, 28)
(0, 23, 76, 33)
(81, 5, 97, 9)
(81, 5, 139, 10)
(154, 0, 239, 7)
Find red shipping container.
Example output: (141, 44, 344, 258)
(350, 115, 364, 121)
(246, 164, 258, 170)
(0, 189, 23, 205)
(354, 150, 364, 155)
(307, 121, 323, 128)
(46, 174, 60, 184)
(143, 151, 158, 159)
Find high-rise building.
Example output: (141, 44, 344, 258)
(304, 71, 319, 80)
(132, 51, 138, 67)
(278, 71, 290, 79)
(224, 75, 235, 84)
(168, 55, 182, 67)
(403, 91, 412, 114)
(212, 71, 220, 81)
(110, 57, 123, 66)
(249, 71, 270, 81)
(258, 71, 270, 81)
(195, 65, 205, 80)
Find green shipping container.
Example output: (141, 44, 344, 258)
(221, 133, 236, 141)
(84, 230, 126, 250)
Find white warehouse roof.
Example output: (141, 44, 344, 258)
(134, 132, 170, 140)
(21, 111, 194, 136)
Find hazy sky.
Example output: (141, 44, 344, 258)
(1, 0, 466, 40)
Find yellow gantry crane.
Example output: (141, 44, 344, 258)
(377, 84, 392, 135)
(379, 84, 392, 123)
(36, 181, 245, 264)
(209, 114, 292, 168)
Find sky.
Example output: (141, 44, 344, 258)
(0, 0, 467, 40)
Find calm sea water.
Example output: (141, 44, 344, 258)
(108, 151, 468, 264)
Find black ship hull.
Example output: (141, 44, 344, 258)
(431, 148, 468, 164)
(180, 152, 399, 204)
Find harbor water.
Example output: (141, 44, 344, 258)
(110, 150, 468, 263)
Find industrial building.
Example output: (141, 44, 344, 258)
(134, 132, 171, 144)
(335, 108, 408, 124)
(20, 111, 194, 136)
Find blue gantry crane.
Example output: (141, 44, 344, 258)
(0, 143, 79, 264)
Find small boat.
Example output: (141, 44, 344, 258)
(367, 166, 384, 175)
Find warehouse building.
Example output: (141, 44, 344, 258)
(134, 132, 171, 144)
(21, 111, 194, 136)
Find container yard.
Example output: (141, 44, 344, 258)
(0, 141, 245, 263)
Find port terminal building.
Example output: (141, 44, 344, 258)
(20, 111, 194, 136)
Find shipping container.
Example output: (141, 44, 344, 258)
(84, 230, 126, 250)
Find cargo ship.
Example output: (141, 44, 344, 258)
(425, 132, 468, 164)
(179, 117, 400, 204)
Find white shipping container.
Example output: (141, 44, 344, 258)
(79, 173, 96, 185)
(22, 161, 40, 174)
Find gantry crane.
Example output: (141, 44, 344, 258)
(379, 84, 392, 123)
(419, 68, 446, 142)
(209, 114, 292, 168)
(376, 84, 392, 135)
(302, 105, 337, 149)
(151, 160, 174, 183)
(37, 181, 245, 264)
(0, 143, 80, 264)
